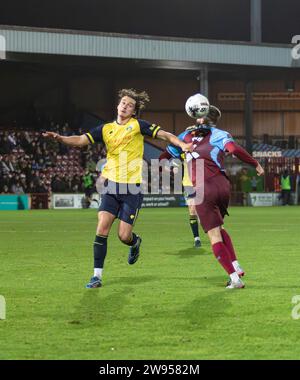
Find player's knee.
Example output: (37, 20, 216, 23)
(118, 231, 131, 244)
(189, 205, 196, 215)
(97, 224, 110, 236)
(207, 226, 222, 245)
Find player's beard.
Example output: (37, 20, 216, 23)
(195, 128, 211, 137)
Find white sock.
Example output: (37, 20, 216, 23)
(94, 268, 103, 279)
(194, 237, 200, 241)
(232, 260, 239, 270)
(229, 272, 240, 283)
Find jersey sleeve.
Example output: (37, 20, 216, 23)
(138, 119, 161, 138)
(210, 128, 234, 151)
(85, 124, 104, 144)
(225, 142, 258, 167)
(166, 131, 187, 158)
(166, 144, 182, 158)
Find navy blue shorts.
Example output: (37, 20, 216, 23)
(183, 185, 196, 201)
(99, 181, 143, 225)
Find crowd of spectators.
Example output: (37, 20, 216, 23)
(0, 122, 106, 195)
(3, 123, 297, 201)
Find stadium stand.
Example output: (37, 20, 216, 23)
(0, 124, 106, 197)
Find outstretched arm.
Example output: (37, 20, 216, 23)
(42, 132, 90, 147)
(156, 130, 193, 153)
(225, 141, 264, 176)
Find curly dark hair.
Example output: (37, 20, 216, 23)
(118, 88, 150, 118)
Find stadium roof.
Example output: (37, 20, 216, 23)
(1, 25, 299, 69)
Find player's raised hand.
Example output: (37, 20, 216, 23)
(256, 163, 265, 176)
(42, 131, 62, 141)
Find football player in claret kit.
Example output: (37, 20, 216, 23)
(163, 105, 264, 289)
(43, 89, 193, 288)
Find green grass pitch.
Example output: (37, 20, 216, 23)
(0, 206, 300, 359)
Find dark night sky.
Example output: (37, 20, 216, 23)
(262, 0, 300, 43)
(0, 0, 299, 43)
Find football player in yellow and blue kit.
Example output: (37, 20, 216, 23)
(160, 129, 201, 248)
(43, 88, 193, 288)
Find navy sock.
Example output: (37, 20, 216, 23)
(189, 216, 199, 239)
(124, 233, 138, 247)
(94, 235, 108, 269)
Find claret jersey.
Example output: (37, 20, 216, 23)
(167, 126, 234, 185)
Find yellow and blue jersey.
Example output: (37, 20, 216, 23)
(166, 130, 193, 187)
(85, 118, 160, 184)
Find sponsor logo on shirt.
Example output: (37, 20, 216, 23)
(192, 136, 203, 143)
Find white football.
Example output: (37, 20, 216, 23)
(185, 93, 210, 119)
